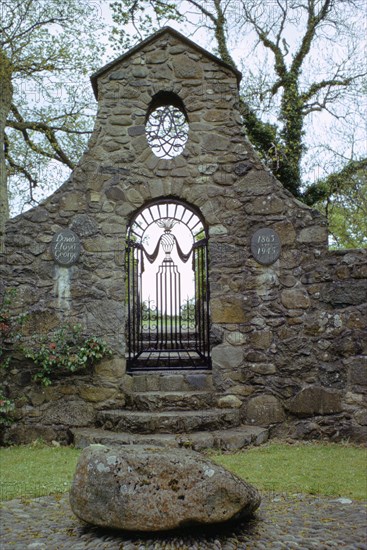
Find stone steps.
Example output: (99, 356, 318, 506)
(96, 408, 241, 434)
(73, 371, 270, 453)
(126, 391, 218, 411)
(72, 425, 269, 452)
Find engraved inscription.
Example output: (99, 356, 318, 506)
(251, 228, 281, 265)
(51, 229, 80, 266)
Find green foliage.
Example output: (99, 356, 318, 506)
(326, 184, 367, 249)
(0, 290, 112, 424)
(110, 0, 183, 52)
(212, 441, 367, 501)
(23, 323, 112, 387)
(240, 100, 280, 163)
(2, 0, 105, 212)
(307, 165, 367, 248)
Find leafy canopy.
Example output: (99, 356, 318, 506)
(1, 0, 105, 213)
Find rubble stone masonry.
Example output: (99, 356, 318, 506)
(1, 29, 366, 444)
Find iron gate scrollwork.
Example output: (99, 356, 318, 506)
(126, 201, 211, 371)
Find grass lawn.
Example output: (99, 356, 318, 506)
(0, 441, 81, 500)
(211, 441, 367, 501)
(0, 440, 366, 501)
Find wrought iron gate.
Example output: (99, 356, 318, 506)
(126, 201, 210, 371)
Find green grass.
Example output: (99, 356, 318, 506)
(0, 441, 81, 501)
(211, 441, 367, 501)
(0, 440, 366, 501)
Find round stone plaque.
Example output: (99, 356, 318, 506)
(51, 229, 81, 266)
(251, 228, 281, 265)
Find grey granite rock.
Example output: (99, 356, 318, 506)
(69, 444, 261, 531)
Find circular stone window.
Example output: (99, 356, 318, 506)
(145, 104, 189, 159)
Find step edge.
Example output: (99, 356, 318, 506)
(72, 425, 269, 450)
(97, 408, 241, 416)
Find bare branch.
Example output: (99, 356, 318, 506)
(4, 132, 38, 187)
(240, 1, 288, 80)
(291, 0, 333, 75)
(212, 0, 237, 67)
(187, 0, 217, 24)
(6, 154, 38, 188)
(8, 104, 75, 169)
(274, 0, 288, 50)
(301, 71, 366, 106)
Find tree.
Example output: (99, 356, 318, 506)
(0, 0, 105, 251)
(306, 161, 367, 248)
(110, 0, 366, 245)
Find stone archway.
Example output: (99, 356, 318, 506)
(126, 199, 210, 371)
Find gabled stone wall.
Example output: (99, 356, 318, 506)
(0, 28, 366, 444)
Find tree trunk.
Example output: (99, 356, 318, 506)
(278, 76, 304, 197)
(0, 49, 13, 253)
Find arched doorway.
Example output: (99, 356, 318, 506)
(126, 200, 210, 371)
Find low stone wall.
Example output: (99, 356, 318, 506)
(0, 355, 130, 445)
(235, 248, 367, 442)
(1, 246, 366, 445)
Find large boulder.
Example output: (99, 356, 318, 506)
(70, 444, 260, 531)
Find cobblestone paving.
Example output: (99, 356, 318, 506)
(1, 492, 366, 549)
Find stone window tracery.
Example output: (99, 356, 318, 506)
(145, 92, 189, 159)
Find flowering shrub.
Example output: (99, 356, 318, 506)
(23, 323, 112, 386)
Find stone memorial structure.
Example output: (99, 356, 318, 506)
(0, 27, 366, 447)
